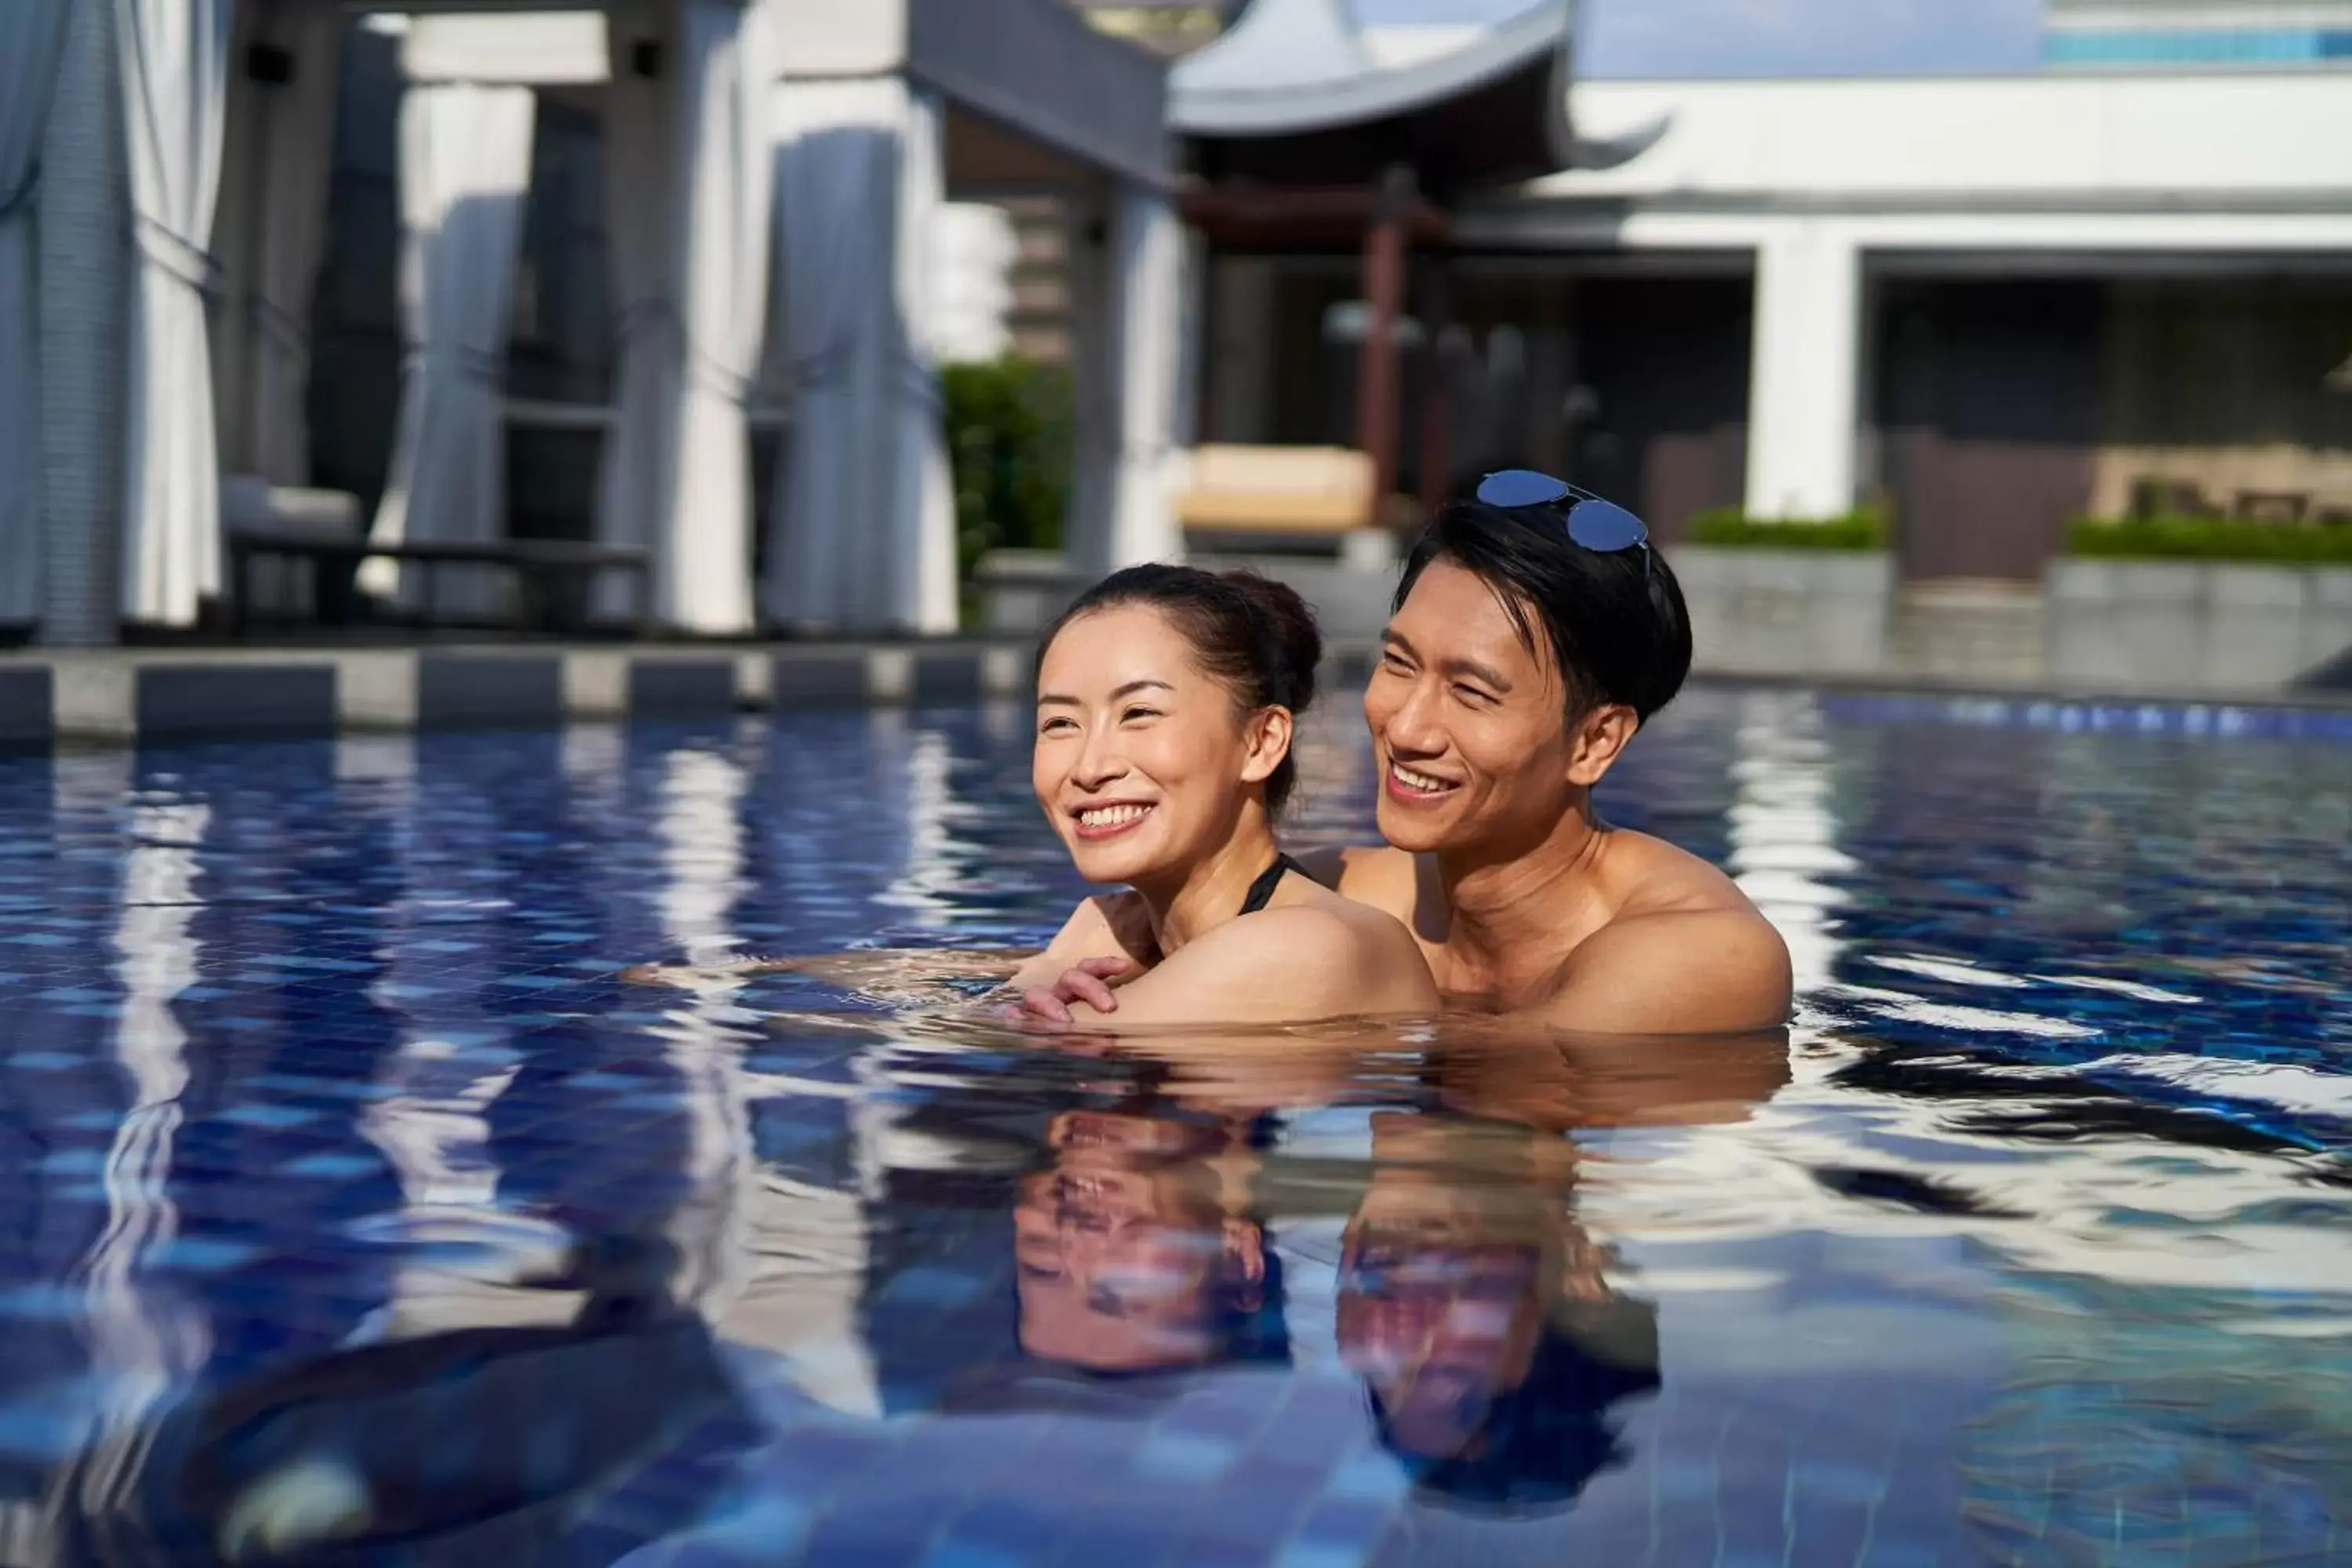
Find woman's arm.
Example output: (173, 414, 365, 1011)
(1044, 907, 1436, 1029)
(619, 893, 1161, 1003)
(620, 948, 1033, 998)
(998, 892, 1159, 996)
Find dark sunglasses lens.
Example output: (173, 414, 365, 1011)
(1476, 469, 1573, 510)
(1566, 499, 1650, 553)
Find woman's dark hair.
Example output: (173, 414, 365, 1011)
(1042, 564, 1321, 813)
(1394, 500, 1693, 724)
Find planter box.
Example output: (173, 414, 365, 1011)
(975, 548, 1402, 644)
(973, 550, 1087, 636)
(1671, 546, 1895, 678)
(2046, 559, 2352, 694)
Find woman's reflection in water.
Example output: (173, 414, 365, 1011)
(1011, 1105, 1287, 1374)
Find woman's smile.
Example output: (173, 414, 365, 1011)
(1071, 800, 1158, 841)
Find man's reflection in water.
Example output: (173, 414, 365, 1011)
(1012, 1105, 1286, 1374)
(1338, 1111, 1661, 1513)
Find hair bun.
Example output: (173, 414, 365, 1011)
(1219, 570, 1321, 716)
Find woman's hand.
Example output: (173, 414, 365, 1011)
(1018, 957, 1136, 1026)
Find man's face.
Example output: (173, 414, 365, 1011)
(1336, 1136, 1548, 1461)
(1363, 560, 1582, 856)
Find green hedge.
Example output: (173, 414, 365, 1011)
(2066, 515, 2352, 564)
(1683, 506, 1890, 550)
(944, 358, 1073, 589)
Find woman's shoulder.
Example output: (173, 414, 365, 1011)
(1217, 884, 1436, 1007)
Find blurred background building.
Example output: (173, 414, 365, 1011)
(2043, 0, 2352, 67)
(2, 0, 2348, 689)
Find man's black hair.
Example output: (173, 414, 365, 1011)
(1368, 1312, 1661, 1513)
(1393, 498, 1693, 723)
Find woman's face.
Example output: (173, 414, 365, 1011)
(1033, 605, 1283, 889)
(1012, 1110, 1261, 1372)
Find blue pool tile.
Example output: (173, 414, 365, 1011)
(279, 1150, 387, 1179)
(925, 1545, 1032, 1568)
(152, 1236, 263, 1272)
(1134, 1429, 1240, 1484)
(217, 1102, 321, 1130)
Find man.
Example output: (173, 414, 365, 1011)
(1027, 473, 1791, 1036)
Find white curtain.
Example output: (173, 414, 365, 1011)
(668, 0, 775, 633)
(117, 0, 235, 627)
(600, 0, 775, 633)
(212, 0, 340, 487)
(764, 76, 956, 634)
(0, 0, 71, 629)
(365, 81, 535, 609)
(1101, 187, 1187, 572)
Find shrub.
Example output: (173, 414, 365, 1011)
(1683, 506, 1890, 550)
(2065, 514, 2352, 564)
(943, 358, 1073, 590)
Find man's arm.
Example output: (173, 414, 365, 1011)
(1535, 908, 1792, 1036)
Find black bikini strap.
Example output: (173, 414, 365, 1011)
(1239, 853, 1306, 917)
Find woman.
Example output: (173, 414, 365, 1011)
(1001, 564, 1436, 1028)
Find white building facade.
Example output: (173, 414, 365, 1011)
(1196, 64, 2352, 580)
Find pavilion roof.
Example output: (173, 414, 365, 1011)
(1169, 0, 1572, 192)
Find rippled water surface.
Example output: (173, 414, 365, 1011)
(1, 686, 2347, 1566)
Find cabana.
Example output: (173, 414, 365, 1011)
(2, 0, 1181, 644)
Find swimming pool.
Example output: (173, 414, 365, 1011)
(0, 684, 2345, 1565)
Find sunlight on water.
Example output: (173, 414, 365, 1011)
(0, 685, 2343, 1564)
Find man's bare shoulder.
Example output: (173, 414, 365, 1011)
(1596, 826, 1762, 920)
(1550, 833, 1792, 1033)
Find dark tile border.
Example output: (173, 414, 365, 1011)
(771, 651, 869, 706)
(416, 655, 563, 728)
(0, 667, 53, 747)
(628, 659, 738, 716)
(912, 650, 985, 702)
(135, 665, 336, 738)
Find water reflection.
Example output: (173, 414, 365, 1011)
(0, 691, 2344, 1563)
(1338, 1112, 1658, 1512)
(1014, 1106, 1281, 1374)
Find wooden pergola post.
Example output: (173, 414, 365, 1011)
(1356, 165, 1415, 520)
(1417, 254, 1455, 516)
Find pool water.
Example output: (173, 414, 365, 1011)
(0, 686, 2347, 1566)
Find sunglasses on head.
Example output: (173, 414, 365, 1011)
(1474, 470, 1653, 582)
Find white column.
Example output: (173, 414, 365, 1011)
(1743, 223, 1863, 522)
(0, 0, 73, 631)
(886, 83, 958, 633)
(117, 0, 236, 627)
(666, 0, 775, 633)
(1090, 186, 1188, 573)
